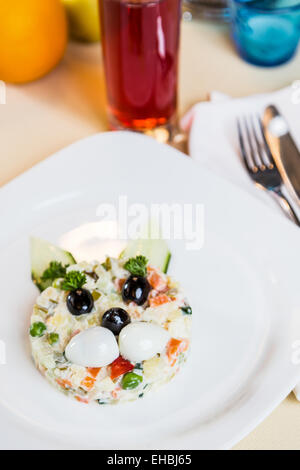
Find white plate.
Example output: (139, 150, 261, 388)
(1, 131, 300, 450)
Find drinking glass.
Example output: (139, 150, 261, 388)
(99, 0, 182, 141)
(183, 0, 230, 21)
(230, 0, 300, 67)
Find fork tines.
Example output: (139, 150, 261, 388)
(237, 114, 275, 175)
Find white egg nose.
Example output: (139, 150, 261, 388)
(65, 326, 119, 367)
(119, 322, 170, 363)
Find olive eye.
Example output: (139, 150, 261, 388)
(66, 288, 94, 316)
(122, 275, 151, 306)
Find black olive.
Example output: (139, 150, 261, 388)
(122, 275, 151, 306)
(101, 308, 131, 335)
(66, 288, 94, 316)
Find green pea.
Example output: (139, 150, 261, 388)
(48, 332, 59, 345)
(121, 372, 143, 390)
(181, 306, 192, 315)
(30, 322, 46, 338)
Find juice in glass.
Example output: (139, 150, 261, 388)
(99, 0, 182, 134)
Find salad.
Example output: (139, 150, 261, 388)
(29, 237, 192, 405)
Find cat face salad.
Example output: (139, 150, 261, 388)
(29, 238, 192, 405)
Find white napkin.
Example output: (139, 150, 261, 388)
(181, 84, 300, 399)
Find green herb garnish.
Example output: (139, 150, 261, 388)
(41, 261, 68, 283)
(30, 322, 46, 338)
(181, 305, 192, 315)
(98, 400, 108, 405)
(124, 256, 148, 277)
(48, 332, 59, 345)
(61, 271, 87, 291)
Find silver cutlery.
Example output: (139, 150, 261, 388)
(237, 114, 300, 226)
(264, 105, 300, 204)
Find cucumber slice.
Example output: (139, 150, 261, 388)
(120, 238, 171, 274)
(31, 237, 76, 291)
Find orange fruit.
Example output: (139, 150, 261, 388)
(0, 0, 68, 84)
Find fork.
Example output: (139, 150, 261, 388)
(237, 114, 300, 227)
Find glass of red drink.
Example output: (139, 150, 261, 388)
(99, 0, 182, 141)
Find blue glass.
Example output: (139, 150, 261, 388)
(230, 0, 300, 66)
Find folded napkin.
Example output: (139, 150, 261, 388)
(181, 85, 300, 399)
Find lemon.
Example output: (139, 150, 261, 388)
(62, 0, 101, 43)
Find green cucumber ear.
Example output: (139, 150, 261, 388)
(31, 237, 76, 291)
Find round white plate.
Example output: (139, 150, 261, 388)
(1, 132, 300, 450)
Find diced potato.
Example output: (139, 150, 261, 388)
(87, 314, 99, 327)
(32, 340, 56, 369)
(95, 377, 116, 394)
(167, 308, 182, 321)
(69, 365, 87, 388)
(95, 269, 114, 294)
(37, 286, 61, 309)
(110, 258, 128, 280)
(167, 277, 180, 290)
(168, 316, 192, 339)
(47, 312, 64, 328)
(144, 301, 180, 325)
(143, 356, 165, 380)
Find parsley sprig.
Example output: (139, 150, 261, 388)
(41, 261, 68, 282)
(124, 256, 148, 277)
(61, 271, 87, 291)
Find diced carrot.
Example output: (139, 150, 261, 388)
(147, 267, 167, 292)
(81, 376, 96, 391)
(166, 338, 189, 366)
(56, 378, 72, 390)
(86, 367, 101, 378)
(149, 294, 171, 308)
(75, 395, 89, 404)
(110, 356, 134, 380)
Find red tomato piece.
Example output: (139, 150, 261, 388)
(110, 356, 134, 380)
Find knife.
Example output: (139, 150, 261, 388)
(263, 105, 300, 205)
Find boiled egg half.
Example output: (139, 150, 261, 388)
(65, 326, 119, 367)
(119, 322, 170, 362)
